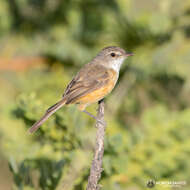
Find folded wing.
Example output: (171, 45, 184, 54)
(63, 63, 111, 104)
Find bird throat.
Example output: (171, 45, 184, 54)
(109, 58, 125, 72)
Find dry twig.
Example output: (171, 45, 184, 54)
(86, 99, 106, 190)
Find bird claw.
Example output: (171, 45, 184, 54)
(82, 110, 106, 127)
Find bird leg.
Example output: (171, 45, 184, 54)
(82, 110, 105, 126)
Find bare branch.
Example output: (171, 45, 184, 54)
(86, 99, 106, 190)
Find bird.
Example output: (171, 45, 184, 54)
(28, 46, 133, 133)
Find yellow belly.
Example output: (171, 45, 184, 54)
(77, 81, 115, 104)
(75, 68, 118, 110)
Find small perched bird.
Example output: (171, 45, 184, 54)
(29, 46, 133, 133)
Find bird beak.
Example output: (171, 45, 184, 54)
(124, 52, 134, 57)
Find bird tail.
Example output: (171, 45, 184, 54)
(28, 99, 66, 133)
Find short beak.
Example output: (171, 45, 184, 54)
(124, 52, 134, 57)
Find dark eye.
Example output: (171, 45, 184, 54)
(110, 53, 116, 57)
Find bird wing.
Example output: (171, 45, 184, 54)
(28, 64, 113, 133)
(63, 63, 111, 104)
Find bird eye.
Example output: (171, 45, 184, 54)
(110, 53, 116, 57)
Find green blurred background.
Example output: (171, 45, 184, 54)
(0, 0, 190, 189)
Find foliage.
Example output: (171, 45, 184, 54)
(0, 0, 190, 189)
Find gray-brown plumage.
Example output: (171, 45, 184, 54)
(63, 64, 111, 104)
(28, 46, 133, 133)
